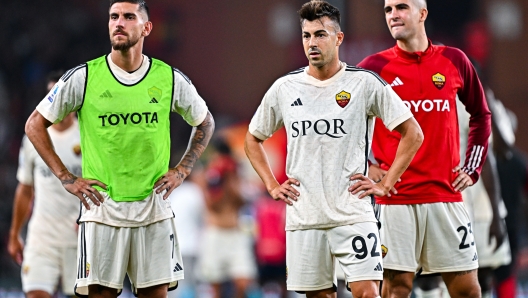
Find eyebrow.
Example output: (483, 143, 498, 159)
(303, 29, 328, 35)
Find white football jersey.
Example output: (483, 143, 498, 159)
(35, 55, 208, 227)
(249, 64, 412, 230)
(17, 121, 82, 247)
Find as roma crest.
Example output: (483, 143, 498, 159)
(148, 86, 162, 102)
(432, 73, 446, 90)
(381, 245, 388, 258)
(335, 90, 351, 108)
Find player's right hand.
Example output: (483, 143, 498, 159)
(367, 164, 399, 195)
(61, 174, 107, 210)
(8, 235, 24, 265)
(269, 178, 300, 206)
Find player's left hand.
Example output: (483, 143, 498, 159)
(348, 173, 390, 199)
(154, 166, 186, 200)
(452, 166, 473, 192)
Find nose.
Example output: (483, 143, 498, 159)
(308, 36, 318, 48)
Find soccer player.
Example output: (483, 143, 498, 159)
(24, 1, 214, 297)
(357, 1, 491, 297)
(244, 1, 423, 297)
(197, 139, 256, 298)
(8, 71, 80, 298)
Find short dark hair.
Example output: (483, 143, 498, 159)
(298, 0, 341, 30)
(109, 0, 150, 20)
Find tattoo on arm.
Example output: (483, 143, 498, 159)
(177, 112, 215, 173)
(61, 174, 78, 186)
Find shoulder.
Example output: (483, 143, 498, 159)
(61, 63, 87, 83)
(270, 67, 305, 90)
(344, 65, 388, 86)
(357, 50, 392, 73)
(172, 67, 192, 85)
(438, 45, 471, 67)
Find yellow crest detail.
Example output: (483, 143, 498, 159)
(432, 72, 446, 90)
(381, 245, 388, 258)
(148, 86, 162, 101)
(335, 90, 351, 108)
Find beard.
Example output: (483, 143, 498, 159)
(110, 35, 139, 51)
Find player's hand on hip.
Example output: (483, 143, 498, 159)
(61, 174, 106, 210)
(154, 167, 186, 200)
(270, 178, 300, 206)
(349, 173, 390, 198)
(368, 164, 399, 195)
(452, 166, 473, 192)
(7, 234, 24, 265)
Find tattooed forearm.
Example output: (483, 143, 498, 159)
(176, 112, 215, 174)
(61, 174, 78, 185)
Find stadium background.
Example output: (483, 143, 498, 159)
(0, 0, 527, 295)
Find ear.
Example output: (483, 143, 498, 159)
(336, 31, 344, 47)
(419, 8, 428, 22)
(142, 21, 153, 37)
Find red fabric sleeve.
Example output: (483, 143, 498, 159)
(443, 47, 491, 183)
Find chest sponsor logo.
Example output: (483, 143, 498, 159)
(99, 112, 158, 126)
(403, 99, 450, 113)
(335, 90, 351, 108)
(432, 72, 446, 90)
(291, 119, 347, 138)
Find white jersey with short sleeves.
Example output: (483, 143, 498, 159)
(17, 121, 82, 247)
(35, 55, 209, 228)
(249, 64, 412, 230)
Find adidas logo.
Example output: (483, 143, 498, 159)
(173, 263, 183, 272)
(100, 90, 112, 98)
(291, 98, 303, 106)
(390, 77, 404, 87)
(472, 253, 478, 261)
(374, 262, 383, 271)
(149, 98, 159, 103)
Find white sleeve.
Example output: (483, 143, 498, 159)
(16, 135, 35, 186)
(248, 82, 284, 141)
(36, 65, 87, 123)
(171, 69, 208, 127)
(367, 77, 413, 131)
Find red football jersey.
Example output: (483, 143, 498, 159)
(358, 42, 491, 204)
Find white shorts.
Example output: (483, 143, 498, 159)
(197, 226, 256, 282)
(286, 222, 383, 292)
(75, 218, 183, 296)
(473, 220, 511, 268)
(21, 244, 77, 295)
(380, 203, 479, 274)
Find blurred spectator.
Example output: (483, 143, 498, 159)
(254, 194, 287, 298)
(197, 139, 257, 298)
(168, 173, 206, 298)
(489, 89, 528, 298)
(7, 71, 81, 298)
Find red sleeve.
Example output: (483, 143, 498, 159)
(357, 53, 390, 74)
(443, 47, 491, 183)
